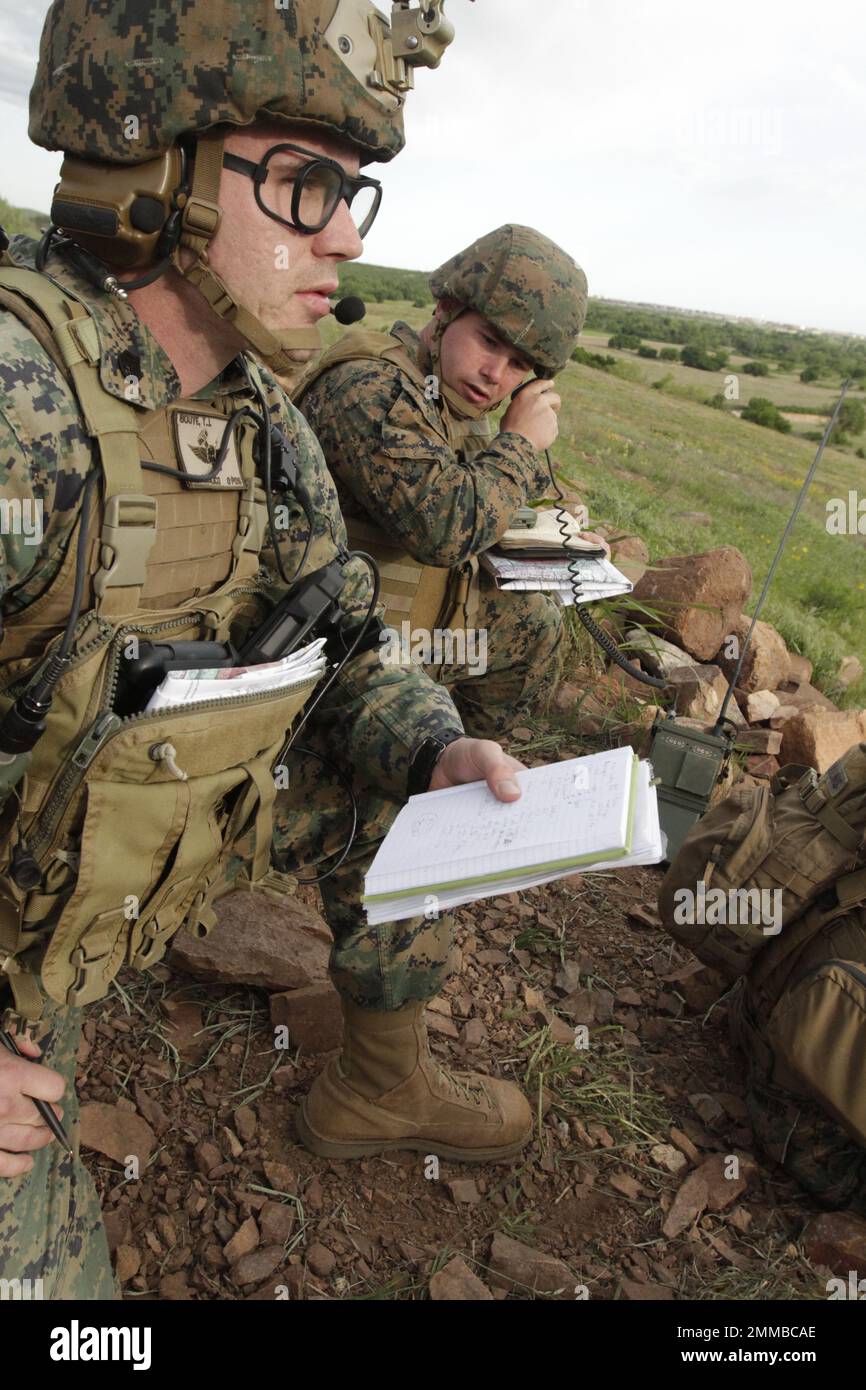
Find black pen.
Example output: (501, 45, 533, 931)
(0, 1027, 73, 1155)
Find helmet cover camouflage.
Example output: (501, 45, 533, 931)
(429, 224, 589, 376)
(29, 0, 405, 166)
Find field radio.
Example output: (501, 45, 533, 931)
(650, 382, 851, 858)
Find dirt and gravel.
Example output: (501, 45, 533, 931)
(77, 711, 840, 1302)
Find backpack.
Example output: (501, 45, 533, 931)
(657, 743, 866, 980)
(732, 896, 866, 1147)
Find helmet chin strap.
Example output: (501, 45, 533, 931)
(172, 131, 321, 372)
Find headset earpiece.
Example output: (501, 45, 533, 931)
(49, 146, 187, 271)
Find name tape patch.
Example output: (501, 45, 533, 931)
(172, 409, 244, 490)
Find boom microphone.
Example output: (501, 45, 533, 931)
(332, 296, 366, 325)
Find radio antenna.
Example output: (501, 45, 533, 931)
(713, 379, 853, 733)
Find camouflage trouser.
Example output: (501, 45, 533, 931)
(431, 572, 562, 741)
(224, 722, 452, 1013)
(1, 750, 453, 1299)
(0, 998, 117, 1301)
(0, 711, 464, 1295)
(254, 578, 562, 1001)
(0, 746, 453, 1299)
(730, 987, 866, 1213)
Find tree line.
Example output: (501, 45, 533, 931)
(586, 302, 866, 386)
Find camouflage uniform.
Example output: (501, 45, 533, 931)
(299, 321, 562, 739)
(0, 0, 465, 1295)
(0, 228, 463, 987)
(298, 226, 590, 740)
(0, 1003, 115, 1300)
(0, 230, 463, 1295)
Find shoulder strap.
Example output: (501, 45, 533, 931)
(0, 285, 72, 383)
(295, 324, 491, 451)
(294, 327, 430, 406)
(0, 265, 155, 616)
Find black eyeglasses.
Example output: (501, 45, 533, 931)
(222, 143, 383, 239)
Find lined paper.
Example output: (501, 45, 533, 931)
(362, 748, 665, 923)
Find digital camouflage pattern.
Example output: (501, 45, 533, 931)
(0, 237, 182, 615)
(433, 575, 562, 740)
(0, 234, 466, 1291)
(0, 1001, 117, 1299)
(0, 236, 462, 803)
(29, 0, 405, 166)
(300, 323, 551, 565)
(271, 737, 454, 1009)
(298, 320, 563, 736)
(429, 225, 589, 377)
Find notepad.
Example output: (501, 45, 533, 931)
(363, 747, 665, 924)
(498, 508, 603, 555)
(144, 637, 328, 712)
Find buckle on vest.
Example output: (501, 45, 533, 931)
(93, 493, 157, 596)
(184, 891, 218, 940)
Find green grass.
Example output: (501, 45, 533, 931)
(14, 201, 855, 701)
(321, 301, 865, 705)
(580, 330, 863, 412)
(0, 196, 49, 240)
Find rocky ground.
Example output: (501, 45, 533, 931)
(76, 523, 866, 1301)
(77, 704, 859, 1303)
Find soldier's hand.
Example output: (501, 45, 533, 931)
(501, 379, 562, 453)
(0, 1034, 65, 1178)
(580, 529, 611, 559)
(429, 738, 525, 802)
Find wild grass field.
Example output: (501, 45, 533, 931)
(579, 330, 866, 425)
(2, 198, 861, 704)
(323, 299, 866, 705)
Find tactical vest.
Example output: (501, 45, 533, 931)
(0, 262, 320, 1027)
(296, 329, 492, 635)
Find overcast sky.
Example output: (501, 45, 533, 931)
(1, 0, 864, 334)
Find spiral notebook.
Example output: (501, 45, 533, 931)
(363, 746, 664, 924)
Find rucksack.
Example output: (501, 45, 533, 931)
(657, 743, 866, 980)
(732, 897, 866, 1147)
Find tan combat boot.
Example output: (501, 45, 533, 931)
(296, 998, 532, 1162)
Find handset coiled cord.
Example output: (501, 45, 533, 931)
(543, 440, 667, 690)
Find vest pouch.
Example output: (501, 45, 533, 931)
(659, 745, 866, 983)
(345, 515, 451, 634)
(658, 783, 774, 978)
(39, 674, 319, 1006)
(765, 959, 866, 1147)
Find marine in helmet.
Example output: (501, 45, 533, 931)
(296, 224, 598, 739)
(0, 2, 535, 1300)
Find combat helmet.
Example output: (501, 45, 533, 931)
(429, 224, 588, 378)
(28, 0, 457, 366)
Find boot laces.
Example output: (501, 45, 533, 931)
(438, 1065, 488, 1108)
